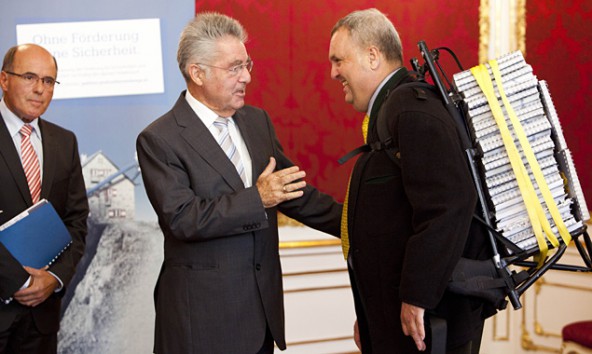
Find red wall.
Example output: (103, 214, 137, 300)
(194, 1, 479, 201)
(525, 0, 592, 208)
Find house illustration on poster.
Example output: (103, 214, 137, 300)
(81, 151, 138, 221)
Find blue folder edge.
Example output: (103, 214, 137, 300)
(0, 199, 71, 268)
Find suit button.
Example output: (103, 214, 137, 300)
(256, 264, 261, 271)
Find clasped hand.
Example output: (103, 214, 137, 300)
(13, 266, 58, 307)
(256, 157, 306, 208)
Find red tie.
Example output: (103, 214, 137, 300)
(20, 124, 41, 203)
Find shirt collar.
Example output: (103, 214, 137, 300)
(367, 68, 401, 117)
(0, 99, 41, 140)
(184, 91, 235, 128)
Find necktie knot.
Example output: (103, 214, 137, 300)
(20, 124, 34, 138)
(213, 117, 229, 133)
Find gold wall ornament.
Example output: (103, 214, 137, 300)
(478, 0, 490, 63)
(533, 279, 562, 338)
(492, 309, 511, 341)
(277, 212, 342, 249)
(279, 239, 340, 249)
(520, 293, 562, 352)
(283, 284, 351, 294)
(516, 0, 526, 57)
(533, 276, 592, 336)
(520, 273, 592, 352)
(278, 211, 304, 227)
(479, 0, 527, 63)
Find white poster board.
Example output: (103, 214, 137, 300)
(17, 18, 164, 99)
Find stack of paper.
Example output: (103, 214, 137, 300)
(452, 51, 589, 252)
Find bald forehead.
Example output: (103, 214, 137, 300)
(12, 44, 57, 72)
(15, 44, 55, 61)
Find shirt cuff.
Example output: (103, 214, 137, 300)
(47, 271, 64, 293)
(20, 276, 32, 290)
(0, 276, 31, 304)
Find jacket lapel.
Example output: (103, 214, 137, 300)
(0, 114, 33, 205)
(368, 67, 409, 136)
(38, 119, 56, 200)
(173, 93, 245, 191)
(233, 109, 262, 187)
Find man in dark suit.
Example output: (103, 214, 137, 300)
(329, 9, 489, 354)
(136, 12, 341, 354)
(0, 44, 88, 353)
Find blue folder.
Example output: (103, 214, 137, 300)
(0, 199, 71, 268)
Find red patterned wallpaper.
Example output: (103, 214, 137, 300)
(525, 0, 592, 208)
(194, 1, 479, 201)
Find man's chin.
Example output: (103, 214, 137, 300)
(352, 102, 368, 113)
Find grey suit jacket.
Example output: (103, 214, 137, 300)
(137, 92, 341, 354)
(0, 114, 88, 334)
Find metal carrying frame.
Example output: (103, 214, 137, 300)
(411, 40, 592, 310)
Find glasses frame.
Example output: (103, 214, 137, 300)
(3, 70, 60, 87)
(195, 60, 254, 77)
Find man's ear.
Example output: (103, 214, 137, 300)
(368, 46, 381, 71)
(0, 71, 8, 91)
(188, 64, 205, 86)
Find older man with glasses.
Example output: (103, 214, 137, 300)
(137, 12, 341, 354)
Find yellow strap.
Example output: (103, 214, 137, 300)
(340, 176, 352, 259)
(489, 60, 571, 247)
(341, 114, 370, 259)
(361, 113, 369, 144)
(471, 64, 551, 264)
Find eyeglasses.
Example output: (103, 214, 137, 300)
(196, 60, 254, 77)
(3, 71, 60, 88)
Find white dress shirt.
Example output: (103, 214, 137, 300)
(184, 91, 253, 187)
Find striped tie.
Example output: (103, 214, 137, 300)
(20, 124, 41, 203)
(213, 117, 247, 186)
(341, 114, 369, 259)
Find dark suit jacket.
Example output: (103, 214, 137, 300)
(345, 68, 489, 353)
(136, 92, 341, 354)
(0, 114, 88, 334)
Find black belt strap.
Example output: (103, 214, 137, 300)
(338, 144, 371, 165)
(429, 315, 447, 354)
(338, 141, 389, 165)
